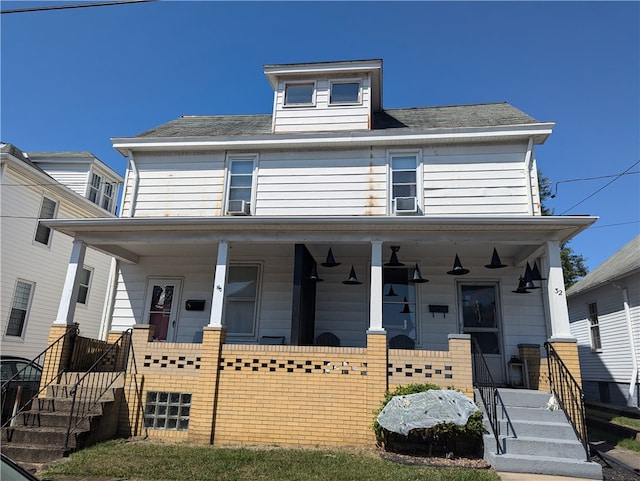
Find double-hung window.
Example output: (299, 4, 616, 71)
(88, 172, 102, 204)
(226, 156, 256, 215)
(87, 172, 116, 213)
(390, 152, 419, 214)
(101, 182, 114, 212)
(77, 267, 93, 305)
(588, 302, 602, 350)
(34, 196, 57, 246)
(224, 265, 261, 337)
(6, 280, 35, 338)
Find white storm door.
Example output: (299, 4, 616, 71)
(144, 278, 182, 341)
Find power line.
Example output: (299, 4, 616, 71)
(550, 171, 640, 198)
(1, 0, 157, 15)
(560, 160, 640, 215)
(590, 220, 640, 229)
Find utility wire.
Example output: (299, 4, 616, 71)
(551, 171, 640, 198)
(1, 0, 157, 15)
(560, 160, 640, 215)
(590, 220, 640, 229)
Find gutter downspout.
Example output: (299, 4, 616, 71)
(524, 137, 534, 215)
(99, 258, 120, 340)
(622, 287, 639, 406)
(127, 150, 139, 217)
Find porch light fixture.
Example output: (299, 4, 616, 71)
(384, 246, 404, 266)
(321, 247, 341, 267)
(308, 262, 324, 282)
(410, 263, 429, 284)
(531, 262, 546, 281)
(523, 262, 539, 289)
(385, 284, 398, 296)
(447, 254, 469, 275)
(512, 277, 530, 294)
(401, 296, 411, 313)
(342, 265, 362, 285)
(485, 248, 507, 269)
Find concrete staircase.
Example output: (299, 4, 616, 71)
(1, 372, 123, 472)
(481, 388, 603, 479)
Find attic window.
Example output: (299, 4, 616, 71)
(284, 82, 314, 106)
(330, 81, 361, 105)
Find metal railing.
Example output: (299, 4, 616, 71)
(1, 326, 78, 428)
(544, 342, 590, 461)
(64, 329, 132, 449)
(471, 338, 513, 455)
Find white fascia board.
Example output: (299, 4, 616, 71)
(263, 60, 382, 89)
(112, 122, 555, 155)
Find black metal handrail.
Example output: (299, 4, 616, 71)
(1, 326, 78, 428)
(471, 338, 513, 455)
(64, 329, 132, 449)
(544, 342, 590, 461)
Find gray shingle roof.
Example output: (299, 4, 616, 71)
(566, 235, 640, 296)
(134, 102, 539, 138)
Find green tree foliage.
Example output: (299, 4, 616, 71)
(538, 172, 589, 287)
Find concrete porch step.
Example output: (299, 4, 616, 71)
(499, 418, 578, 439)
(485, 451, 603, 480)
(1, 425, 85, 448)
(0, 442, 72, 464)
(500, 435, 586, 458)
(32, 396, 107, 415)
(46, 384, 117, 402)
(20, 410, 95, 430)
(497, 388, 553, 408)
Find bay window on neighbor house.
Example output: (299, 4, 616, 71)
(226, 156, 256, 215)
(390, 152, 419, 214)
(34, 196, 57, 246)
(6, 280, 35, 338)
(76, 267, 93, 305)
(224, 264, 261, 337)
(284, 82, 315, 106)
(329, 81, 361, 105)
(588, 302, 602, 350)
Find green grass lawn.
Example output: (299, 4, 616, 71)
(42, 440, 499, 481)
(586, 407, 640, 430)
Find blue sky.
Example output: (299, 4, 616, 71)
(2, 1, 638, 272)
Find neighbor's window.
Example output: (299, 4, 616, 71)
(588, 302, 602, 350)
(77, 267, 93, 305)
(88, 172, 102, 204)
(34, 196, 57, 245)
(330, 81, 361, 104)
(284, 82, 314, 105)
(224, 265, 260, 336)
(6, 280, 35, 338)
(101, 182, 114, 212)
(144, 391, 191, 431)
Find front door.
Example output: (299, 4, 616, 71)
(459, 283, 505, 384)
(144, 278, 182, 341)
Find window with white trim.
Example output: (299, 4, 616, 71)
(226, 156, 256, 215)
(88, 172, 101, 204)
(284, 82, 315, 106)
(224, 265, 260, 336)
(588, 302, 602, 350)
(390, 153, 419, 214)
(77, 267, 93, 305)
(34, 196, 57, 245)
(101, 182, 114, 212)
(329, 81, 361, 105)
(6, 280, 35, 338)
(87, 172, 116, 213)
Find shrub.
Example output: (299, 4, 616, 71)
(373, 383, 485, 457)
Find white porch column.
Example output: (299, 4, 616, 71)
(544, 240, 572, 339)
(54, 239, 87, 326)
(368, 240, 385, 333)
(208, 241, 229, 328)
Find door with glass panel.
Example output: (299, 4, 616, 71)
(144, 278, 182, 341)
(459, 283, 505, 384)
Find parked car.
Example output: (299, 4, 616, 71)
(0, 356, 42, 425)
(0, 453, 44, 481)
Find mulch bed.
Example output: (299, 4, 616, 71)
(378, 451, 491, 469)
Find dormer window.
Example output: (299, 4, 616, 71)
(284, 82, 315, 106)
(330, 81, 361, 105)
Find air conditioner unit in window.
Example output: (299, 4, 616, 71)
(394, 196, 418, 214)
(227, 199, 250, 215)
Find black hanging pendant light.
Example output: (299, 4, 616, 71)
(410, 263, 429, 284)
(512, 277, 530, 294)
(485, 247, 507, 269)
(524, 262, 539, 289)
(385, 284, 398, 296)
(447, 254, 469, 275)
(531, 262, 546, 281)
(321, 247, 341, 267)
(342, 265, 362, 285)
(401, 296, 411, 313)
(308, 262, 324, 282)
(384, 246, 404, 266)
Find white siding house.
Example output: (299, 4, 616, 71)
(0, 144, 122, 360)
(46, 59, 595, 385)
(568, 235, 640, 407)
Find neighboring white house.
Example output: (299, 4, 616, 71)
(0, 144, 123, 360)
(568, 235, 640, 408)
(46, 59, 597, 386)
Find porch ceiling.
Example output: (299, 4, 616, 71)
(44, 215, 597, 264)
